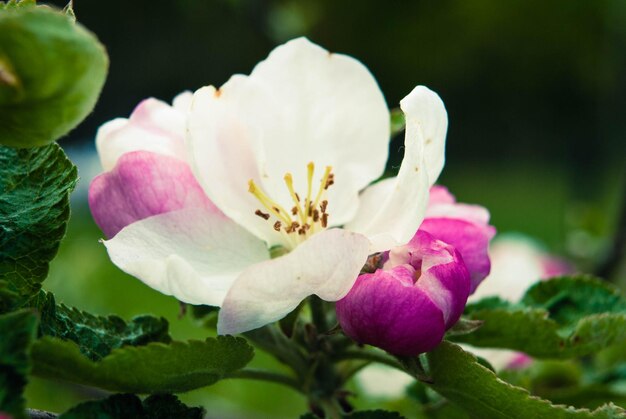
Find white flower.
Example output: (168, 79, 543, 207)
(90, 38, 447, 334)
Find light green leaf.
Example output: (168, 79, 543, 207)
(453, 276, 626, 358)
(31, 335, 254, 393)
(59, 393, 205, 419)
(426, 341, 626, 418)
(0, 5, 108, 147)
(0, 144, 77, 310)
(390, 108, 405, 138)
(0, 309, 38, 419)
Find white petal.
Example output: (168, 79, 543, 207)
(96, 98, 187, 171)
(247, 38, 390, 225)
(172, 90, 193, 113)
(345, 86, 448, 251)
(103, 207, 269, 306)
(400, 86, 448, 185)
(217, 229, 371, 334)
(188, 82, 284, 247)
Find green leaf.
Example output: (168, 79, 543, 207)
(31, 291, 171, 361)
(452, 276, 626, 358)
(426, 341, 626, 418)
(390, 108, 405, 138)
(0, 309, 38, 419)
(301, 411, 405, 419)
(0, 5, 108, 147)
(31, 335, 254, 393)
(0, 144, 77, 310)
(59, 393, 205, 419)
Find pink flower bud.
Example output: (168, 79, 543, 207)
(336, 230, 470, 356)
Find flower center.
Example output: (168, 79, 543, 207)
(249, 162, 335, 248)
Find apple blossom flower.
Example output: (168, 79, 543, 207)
(89, 37, 449, 335)
(336, 186, 494, 356)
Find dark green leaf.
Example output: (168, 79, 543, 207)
(0, 144, 77, 310)
(425, 341, 626, 418)
(0, 5, 108, 147)
(59, 393, 204, 419)
(31, 335, 254, 393)
(0, 309, 38, 419)
(31, 291, 170, 361)
(453, 276, 626, 358)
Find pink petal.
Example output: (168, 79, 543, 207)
(89, 151, 219, 238)
(420, 218, 496, 293)
(336, 266, 446, 356)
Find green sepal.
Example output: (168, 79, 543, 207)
(31, 335, 254, 393)
(0, 4, 108, 147)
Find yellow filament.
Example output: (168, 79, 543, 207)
(248, 180, 292, 225)
(311, 166, 333, 212)
(283, 173, 307, 225)
(305, 162, 315, 217)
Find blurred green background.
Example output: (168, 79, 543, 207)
(27, 0, 626, 417)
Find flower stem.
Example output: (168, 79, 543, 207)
(224, 369, 302, 392)
(334, 349, 407, 372)
(309, 295, 328, 333)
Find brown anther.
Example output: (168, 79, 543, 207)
(308, 202, 313, 216)
(321, 213, 328, 228)
(273, 221, 282, 231)
(303, 223, 311, 230)
(255, 209, 270, 220)
(312, 209, 320, 222)
(298, 227, 306, 235)
(286, 221, 300, 233)
(291, 206, 298, 215)
(324, 174, 335, 190)
(320, 200, 328, 213)
(295, 192, 300, 202)
(272, 206, 280, 213)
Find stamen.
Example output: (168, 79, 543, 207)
(248, 163, 335, 245)
(311, 166, 333, 211)
(249, 180, 292, 225)
(284, 173, 306, 224)
(255, 210, 270, 220)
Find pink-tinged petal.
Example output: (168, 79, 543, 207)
(103, 207, 269, 306)
(541, 256, 573, 279)
(420, 218, 496, 293)
(506, 353, 533, 370)
(428, 185, 456, 206)
(89, 151, 218, 238)
(425, 202, 491, 225)
(218, 229, 371, 335)
(403, 230, 471, 327)
(337, 266, 446, 356)
(96, 98, 187, 171)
